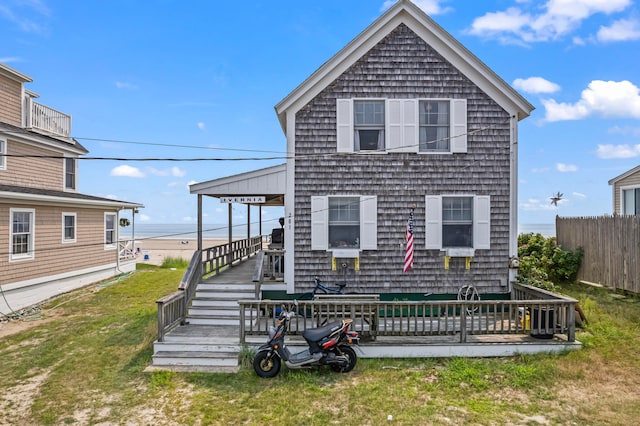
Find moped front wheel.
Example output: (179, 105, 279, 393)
(253, 350, 281, 378)
(330, 345, 357, 373)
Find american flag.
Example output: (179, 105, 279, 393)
(404, 208, 414, 273)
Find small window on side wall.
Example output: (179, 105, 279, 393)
(442, 197, 473, 248)
(419, 100, 450, 152)
(0, 138, 6, 170)
(63, 213, 76, 243)
(328, 197, 361, 248)
(105, 213, 117, 248)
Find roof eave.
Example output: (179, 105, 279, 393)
(274, 0, 534, 133)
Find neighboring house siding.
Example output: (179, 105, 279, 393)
(293, 24, 511, 294)
(0, 205, 117, 284)
(0, 74, 22, 127)
(613, 170, 640, 214)
(0, 138, 64, 190)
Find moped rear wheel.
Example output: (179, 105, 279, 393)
(253, 351, 281, 378)
(330, 345, 357, 373)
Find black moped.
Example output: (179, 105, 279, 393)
(252, 301, 360, 378)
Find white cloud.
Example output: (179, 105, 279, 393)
(197, 122, 206, 130)
(608, 125, 640, 137)
(167, 182, 178, 187)
(597, 18, 640, 42)
(182, 216, 196, 222)
(381, 0, 452, 15)
(573, 192, 587, 199)
(115, 81, 139, 90)
(513, 77, 561, 94)
(468, 0, 632, 44)
(138, 214, 150, 221)
(171, 166, 186, 177)
(110, 165, 145, 178)
(0, 56, 22, 63)
(520, 198, 557, 211)
(542, 80, 640, 122)
(147, 166, 186, 177)
(557, 163, 578, 172)
(0, 1, 50, 34)
(596, 144, 640, 158)
(531, 167, 551, 173)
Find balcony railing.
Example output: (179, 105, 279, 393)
(25, 98, 71, 139)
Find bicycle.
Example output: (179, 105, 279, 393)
(299, 276, 346, 300)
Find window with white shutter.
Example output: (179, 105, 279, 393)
(310, 195, 378, 251)
(425, 195, 490, 250)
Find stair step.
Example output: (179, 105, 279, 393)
(186, 317, 252, 326)
(145, 365, 240, 373)
(154, 342, 240, 352)
(152, 351, 239, 367)
(197, 283, 255, 291)
(192, 299, 240, 308)
(195, 291, 254, 299)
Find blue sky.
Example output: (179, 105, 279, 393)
(2, 0, 640, 228)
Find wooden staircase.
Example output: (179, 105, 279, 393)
(149, 260, 258, 373)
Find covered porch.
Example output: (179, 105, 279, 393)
(188, 164, 286, 254)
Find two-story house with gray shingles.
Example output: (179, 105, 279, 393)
(0, 62, 143, 314)
(192, 0, 534, 298)
(608, 165, 640, 215)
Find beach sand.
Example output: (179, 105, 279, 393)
(132, 238, 228, 265)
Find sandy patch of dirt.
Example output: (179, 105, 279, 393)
(0, 368, 51, 426)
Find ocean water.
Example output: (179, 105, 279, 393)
(121, 222, 556, 240)
(518, 223, 555, 237)
(119, 223, 251, 240)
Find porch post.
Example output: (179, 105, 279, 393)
(259, 206, 263, 237)
(228, 203, 233, 245)
(197, 194, 203, 251)
(247, 204, 251, 240)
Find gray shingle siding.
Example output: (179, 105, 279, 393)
(293, 24, 511, 294)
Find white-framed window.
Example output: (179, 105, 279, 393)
(622, 187, 640, 215)
(65, 157, 76, 190)
(62, 212, 76, 243)
(311, 195, 377, 251)
(425, 195, 490, 251)
(337, 98, 467, 154)
(354, 100, 385, 151)
(104, 213, 117, 249)
(10, 208, 35, 261)
(0, 137, 6, 170)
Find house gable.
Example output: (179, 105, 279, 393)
(275, 0, 534, 131)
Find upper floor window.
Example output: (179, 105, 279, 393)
(65, 157, 76, 190)
(0, 138, 6, 170)
(10, 208, 35, 261)
(623, 188, 640, 215)
(419, 100, 450, 152)
(354, 100, 385, 151)
(105, 213, 117, 249)
(63, 212, 76, 243)
(337, 98, 467, 154)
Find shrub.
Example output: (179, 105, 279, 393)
(517, 233, 583, 290)
(160, 256, 189, 269)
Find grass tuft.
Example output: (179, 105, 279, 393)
(160, 256, 189, 269)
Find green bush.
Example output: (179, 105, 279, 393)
(517, 233, 583, 290)
(160, 256, 189, 269)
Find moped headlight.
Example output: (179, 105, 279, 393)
(268, 326, 276, 339)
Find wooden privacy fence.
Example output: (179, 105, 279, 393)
(556, 215, 640, 294)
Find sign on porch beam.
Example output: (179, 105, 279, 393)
(220, 196, 266, 204)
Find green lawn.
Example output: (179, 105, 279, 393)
(1, 265, 639, 425)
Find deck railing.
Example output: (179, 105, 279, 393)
(25, 98, 71, 138)
(155, 236, 263, 341)
(239, 283, 577, 343)
(118, 239, 136, 260)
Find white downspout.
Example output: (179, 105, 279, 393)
(508, 114, 518, 291)
(284, 110, 296, 294)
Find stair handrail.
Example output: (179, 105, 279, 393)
(179, 249, 204, 323)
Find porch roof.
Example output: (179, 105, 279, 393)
(189, 164, 285, 206)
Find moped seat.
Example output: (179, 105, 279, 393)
(303, 320, 343, 342)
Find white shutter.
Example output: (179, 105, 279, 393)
(474, 195, 491, 250)
(387, 99, 402, 152)
(425, 195, 442, 249)
(311, 196, 328, 250)
(450, 99, 467, 153)
(402, 99, 418, 152)
(336, 99, 353, 153)
(360, 196, 377, 249)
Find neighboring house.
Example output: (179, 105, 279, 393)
(192, 0, 534, 296)
(0, 62, 143, 313)
(608, 165, 640, 215)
